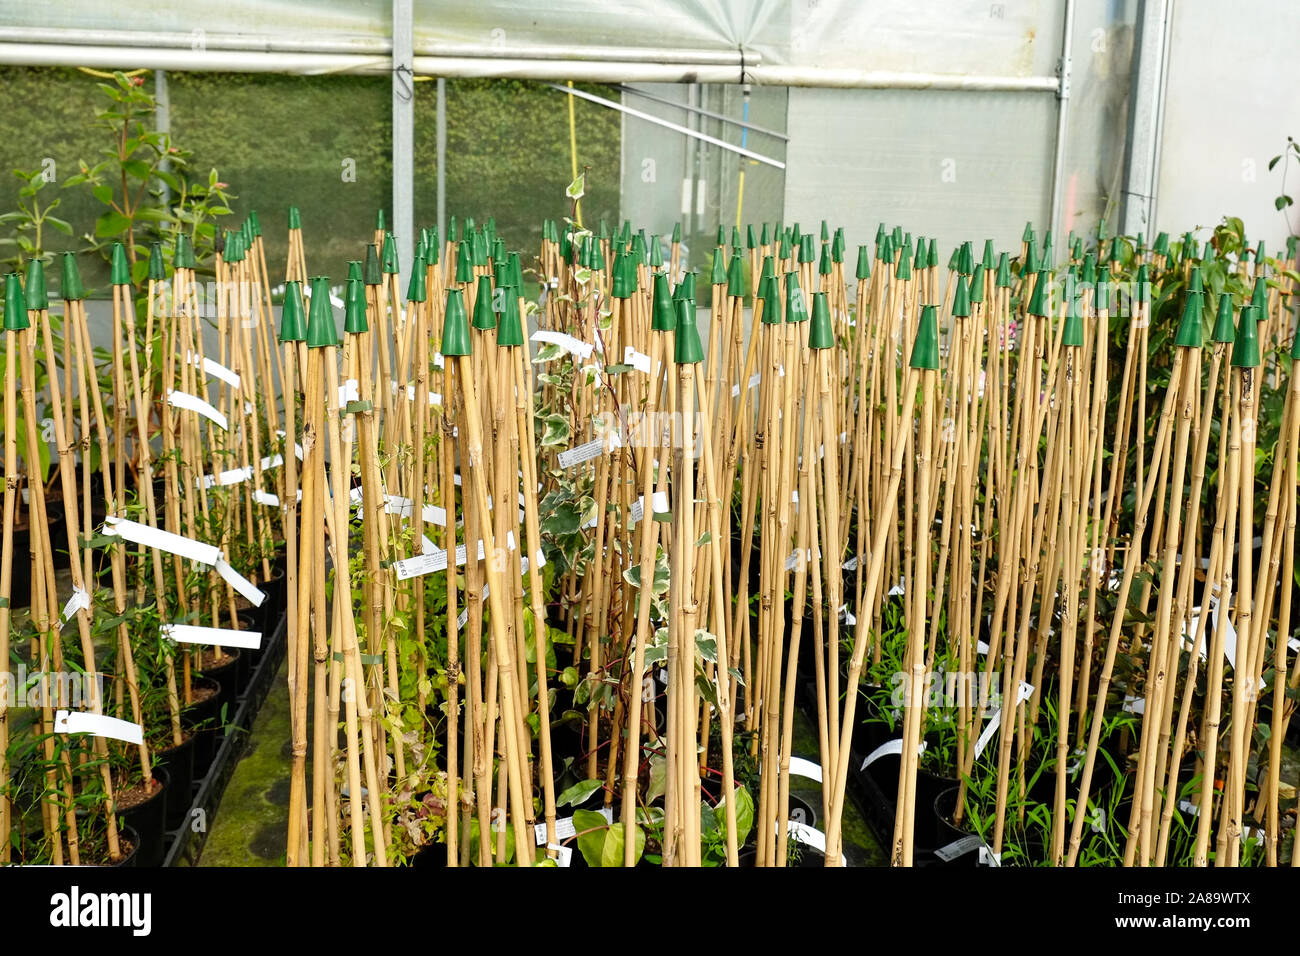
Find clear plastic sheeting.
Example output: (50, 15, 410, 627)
(1, 0, 1065, 86)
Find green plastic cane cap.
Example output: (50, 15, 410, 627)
(1061, 283, 1084, 347)
(1071, 237, 1083, 262)
(612, 251, 635, 299)
(1185, 266, 1203, 296)
(226, 231, 245, 263)
(926, 238, 938, 269)
(969, 264, 986, 304)
(1097, 218, 1108, 242)
(1022, 221, 1035, 243)
(147, 242, 165, 281)
(746, 224, 758, 250)
(1242, 274, 1263, 312)
(21, 258, 45, 312)
(675, 271, 697, 303)
(1211, 294, 1236, 343)
(60, 253, 85, 301)
(441, 288, 472, 356)
(833, 228, 846, 262)
(1081, 252, 1097, 285)
(288, 206, 301, 230)
(632, 232, 648, 265)
(995, 252, 1012, 288)
(674, 299, 704, 364)
(894, 249, 912, 281)
(779, 232, 793, 260)
(1174, 286, 1203, 348)
(820, 220, 829, 242)
(449, 215, 458, 242)
(425, 227, 440, 266)
(463, 217, 475, 240)
(820, 244, 833, 276)
(1027, 270, 1051, 317)
(357, 244, 378, 286)
(498, 287, 524, 346)
(982, 239, 995, 270)
(791, 223, 802, 247)
(912, 239, 926, 271)
(588, 238, 605, 273)
(890, 225, 903, 249)
(344, 276, 368, 334)
(1095, 273, 1110, 312)
(714, 225, 726, 248)
(910, 305, 940, 370)
(648, 235, 664, 268)
(248, 210, 261, 237)
(406, 255, 428, 303)
(808, 292, 833, 349)
(597, 219, 610, 242)
(1153, 232, 1169, 257)
(946, 246, 960, 272)
(1135, 264, 1151, 306)
(491, 237, 506, 267)
(110, 242, 130, 285)
(381, 233, 399, 274)
(951, 274, 971, 318)
(1041, 235, 1054, 269)
(1292, 323, 1300, 360)
(1231, 305, 1260, 368)
(726, 252, 746, 298)
(1024, 240, 1039, 275)
(455, 240, 474, 284)
(710, 251, 727, 286)
(800, 234, 816, 264)
(879, 236, 894, 265)
(651, 272, 676, 331)
(855, 246, 872, 281)
(376, 209, 386, 232)
(347, 259, 363, 283)
(785, 273, 809, 323)
(305, 277, 339, 348)
(671, 223, 682, 244)
(3, 273, 28, 331)
(874, 222, 886, 247)
(760, 223, 771, 246)
(279, 280, 307, 342)
(472, 274, 496, 329)
(958, 241, 974, 276)
(507, 251, 523, 290)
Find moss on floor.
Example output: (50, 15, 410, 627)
(193, 659, 294, 866)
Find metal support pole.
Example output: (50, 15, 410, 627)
(154, 69, 171, 208)
(392, 0, 414, 291)
(436, 77, 447, 249)
(1121, 0, 1172, 237)
(1047, 0, 1075, 248)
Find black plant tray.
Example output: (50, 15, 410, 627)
(161, 606, 288, 867)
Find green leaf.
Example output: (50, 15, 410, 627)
(717, 784, 755, 848)
(94, 210, 131, 238)
(573, 808, 608, 866)
(92, 184, 115, 205)
(601, 820, 644, 867)
(566, 173, 585, 200)
(1276, 195, 1293, 210)
(646, 753, 667, 803)
(122, 159, 151, 181)
(695, 630, 718, 664)
(556, 778, 602, 808)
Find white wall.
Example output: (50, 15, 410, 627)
(1155, 0, 1300, 250)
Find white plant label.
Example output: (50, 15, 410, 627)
(788, 756, 823, 783)
(167, 389, 228, 431)
(55, 710, 143, 746)
(102, 516, 221, 566)
(534, 807, 612, 845)
(215, 555, 266, 607)
(731, 372, 761, 397)
(933, 834, 982, 862)
(60, 586, 91, 624)
(623, 346, 651, 374)
(973, 681, 1034, 759)
(163, 624, 263, 650)
(252, 490, 281, 507)
(531, 330, 593, 360)
(557, 433, 620, 469)
(187, 351, 241, 388)
(861, 738, 925, 771)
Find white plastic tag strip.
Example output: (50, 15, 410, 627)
(55, 709, 143, 746)
(531, 330, 594, 360)
(534, 807, 613, 845)
(972, 681, 1034, 760)
(557, 431, 622, 469)
(933, 834, 982, 863)
(391, 381, 443, 405)
(252, 490, 281, 507)
(842, 556, 859, 571)
(200, 465, 254, 490)
(546, 843, 573, 867)
(627, 491, 670, 526)
(730, 372, 762, 397)
(168, 389, 228, 431)
(60, 586, 91, 624)
(163, 624, 263, 650)
(623, 346, 651, 374)
(102, 516, 222, 566)
(215, 555, 267, 607)
(861, 738, 926, 771)
(187, 351, 241, 389)
(393, 539, 487, 580)
(788, 756, 822, 783)
(786, 821, 846, 866)
(338, 378, 360, 406)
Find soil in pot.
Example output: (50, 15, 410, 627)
(198, 648, 242, 718)
(154, 731, 197, 831)
(115, 770, 170, 867)
(183, 677, 225, 778)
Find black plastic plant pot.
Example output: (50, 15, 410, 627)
(932, 787, 978, 868)
(736, 843, 829, 868)
(107, 825, 140, 868)
(787, 792, 817, 829)
(200, 649, 242, 718)
(256, 563, 287, 635)
(154, 731, 197, 831)
(235, 610, 261, 692)
(183, 676, 225, 778)
(9, 525, 33, 608)
(116, 769, 170, 868)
